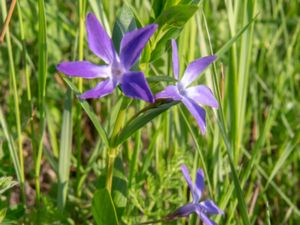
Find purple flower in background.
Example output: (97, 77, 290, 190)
(57, 13, 157, 103)
(155, 40, 218, 133)
(167, 164, 223, 225)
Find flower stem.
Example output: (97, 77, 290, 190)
(106, 147, 117, 192)
(106, 97, 128, 192)
(75, 0, 86, 197)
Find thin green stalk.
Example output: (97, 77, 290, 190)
(1, 0, 25, 204)
(128, 130, 141, 188)
(35, 0, 47, 204)
(75, 0, 86, 195)
(106, 98, 127, 192)
(106, 147, 117, 192)
(202, 10, 251, 225)
(16, 1, 37, 170)
(236, 0, 256, 162)
(78, 0, 86, 89)
(57, 89, 73, 209)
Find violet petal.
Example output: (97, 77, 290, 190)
(196, 210, 218, 225)
(120, 71, 154, 103)
(186, 85, 219, 108)
(181, 55, 216, 88)
(199, 200, 224, 215)
(181, 97, 206, 134)
(57, 61, 110, 79)
(86, 13, 116, 64)
(181, 164, 200, 201)
(171, 39, 179, 79)
(155, 85, 181, 101)
(79, 79, 116, 99)
(168, 203, 197, 219)
(120, 24, 157, 69)
(194, 169, 205, 202)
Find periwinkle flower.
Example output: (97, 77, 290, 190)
(156, 40, 218, 134)
(167, 164, 223, 225)
(57, 13, 157, 103)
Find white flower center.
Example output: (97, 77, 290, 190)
(176, 82, 186, 96)
(111, 60, 125, 82)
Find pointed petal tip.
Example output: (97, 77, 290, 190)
(200, 127, 206, 135)
(197, 168, 204, 178)
(86, 12, 95, 20)
(148, 23, 158, 31)
(212, 100, 219, 109)
(56, 63, 62, 72)
(181, 164, 188, 171)
(56, 62, 67, 74)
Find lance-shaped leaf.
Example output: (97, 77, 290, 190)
(111, 101, 178, 147)
(92, 188, 118, 225)
(150, 4, 199, 61)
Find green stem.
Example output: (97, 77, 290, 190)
(1, 0, 25, 204)
(106, 147, 117, 192)
(106, 98, 127, 192)
(75, 0, 86, 196)
(36, 0, 47, 205)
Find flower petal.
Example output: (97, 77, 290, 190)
(182, 97, 206, 134)
(181, 55, 216, 88)
(195, 169, 205, 201)
(120, 71, 154, 103)
(86, 13, 116, 64)
(120, 24, 158, 69)
(57, 61, 110, 79)
(196, 210, 217, 225)
(171, 39, 179, 79)
(199, 200, 224, 215)
(186, 85, 218, 108)
(79, 79, 116, 99)
(181, 164, 201, 202)
(155, 85, 181, 101)
(167, 203, 197, 219)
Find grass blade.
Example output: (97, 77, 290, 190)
(57, 89, 73, 209)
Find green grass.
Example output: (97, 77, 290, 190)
(0, 0, 299, 224)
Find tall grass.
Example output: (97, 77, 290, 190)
(0, 0, 299, 224)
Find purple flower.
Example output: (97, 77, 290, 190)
(155, 40, 218, 133)
(167, 164, 224, 225)
(57, 13, 157, 103)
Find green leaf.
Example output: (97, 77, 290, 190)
(0, 208, 6, 224)
(112, 157, 128, 220)
(155, 4, 198, 27)
(112, 5, 137, 52)
(57, 89, 73, 209)
(150, 5, 198, 61)
(147, 75, 177, 83)
(112, 101, 178, 147)
(92, 188, 118, 225)
(151, 0, 166, 18)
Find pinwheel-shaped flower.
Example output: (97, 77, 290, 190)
(156, 40, 218, 133)
(167, 164, 223, 225)
(57, 13, 157, 103)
